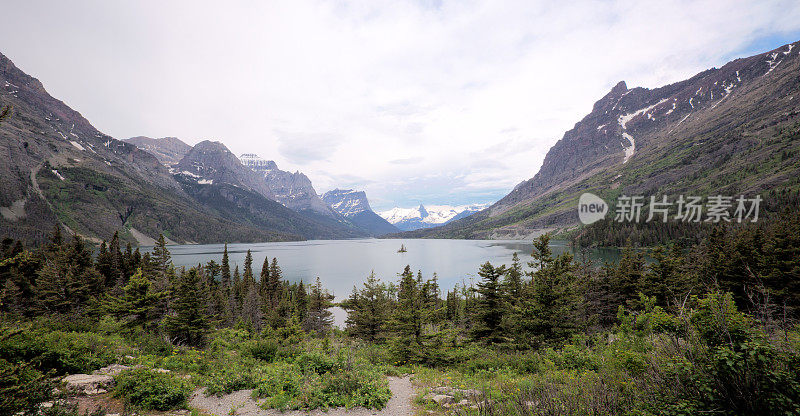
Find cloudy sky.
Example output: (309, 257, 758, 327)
(2, 1, 800, 211)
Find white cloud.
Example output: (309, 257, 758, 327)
(1, 0, 799, 210)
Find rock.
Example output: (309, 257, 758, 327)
(457, 399, 471, 406)
(152, 368, 171, 373)
(92, 364, 132, 376)
(432, 394, 454, 405)
(454, 388, 482, 397)
(62, 374, 114, 395)
(433, 386, 452, 394)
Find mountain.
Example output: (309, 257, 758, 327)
(380, 204, 490, 231)
(175, 141, 275, 199)
(322, 189, 399, 236)
(124, 136, 191, 166)
(239, 153, 336, 217)
(173, 144, 367, 240)
(403, 40, 800, 239)
(0, 51, 290, 245)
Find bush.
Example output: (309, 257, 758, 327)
(252, 361, 391, 411)
(242, 339, 279, 362)
(0, 358, 54, 416)
(0, 328, 122, 375)
(114, 368, 191, 411)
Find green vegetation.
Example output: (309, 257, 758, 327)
(1, 210, 799, 415)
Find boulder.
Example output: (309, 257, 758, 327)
(432, 394, 454, 405)
(62, 374, 114, 395)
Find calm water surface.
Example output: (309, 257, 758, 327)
(162, 239, 620, 326)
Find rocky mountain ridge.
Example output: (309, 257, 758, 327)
(322, 189, 399, 236)
(402, 40, 800, 239)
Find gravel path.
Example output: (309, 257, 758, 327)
(189, 376, 415, 416)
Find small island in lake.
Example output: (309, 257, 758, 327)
(398, 244, 407, 253)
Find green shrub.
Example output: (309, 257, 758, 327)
(0, 328, 122, 375)
(0, 358, 54, 416)
(114, 368, 191, 411)
(242, 339, 278, 362)
(252, 361, 391, 411)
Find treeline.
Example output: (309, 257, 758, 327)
(572, 188, 800, 247)
(342, 209, 800, 362)
(0, 228, 334, 347)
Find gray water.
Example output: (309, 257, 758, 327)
(163, 238, 621, 326)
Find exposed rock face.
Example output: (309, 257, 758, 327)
(0, 51, 272, 245)
(404, 40, 800, 239)
(62, 374, 114, 395)
(322, 189, 399, 236)
(175, 142, 274, 198)
(239, 153, 336, 217)
(125, 136, 191, 166)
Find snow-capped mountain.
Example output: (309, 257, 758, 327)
(322, 189, 399, 236)
(379, 203, 490, 231)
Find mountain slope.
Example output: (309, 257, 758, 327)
(174, 144, 367, 239)
(0, 51, 303, 244)
(403, 40, 800, 239)
(322, 189, 399, 236)
(239, 153, 337, 217)
(124, 136, 190, 166)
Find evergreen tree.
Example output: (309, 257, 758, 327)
(221, 243, 231, 290)
(306, 277, 334, 334)
(242, 250, 254, 288)
(164, 268, 209, 347)
(36, 236, 102, 315)
(393, 266, 424, 344)
(471, 261, 507, 344)
(241, 283, 264, 332)
(294, 280, 308, 325)
(515, 250, 580, 348)
(341, 271, 391, 342)
(259, 256, 270, 301)
(103, 268, 166, 330)
(503, 252, 524, 306)
(231, 266, 242, 322)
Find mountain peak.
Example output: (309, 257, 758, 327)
(125, 136, 191, 166)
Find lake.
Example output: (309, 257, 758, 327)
(164, 238, 621, 326)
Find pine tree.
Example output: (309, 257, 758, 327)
(515, 251, 580, 348)
(267, 257, 283, 307)
(36, 236, 103, 315)
(103, 268, 166, 330)
(341, 271, 391, 342)
(164, 268, 209, 347)
(241, 283, 264, 332)
(306, 277, 334, 334)
(152, 234, 171, 287)
(393, 266, 424, 344)
(294, 280, 308, 325)
(221, 243, 231, 290)
(242, 250, 254, 288)
(229, 266, 242, 324)
(503, 252, 524, 306)
(471, 261, 507, 344)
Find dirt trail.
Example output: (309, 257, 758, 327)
(189, 376, 414, 416)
